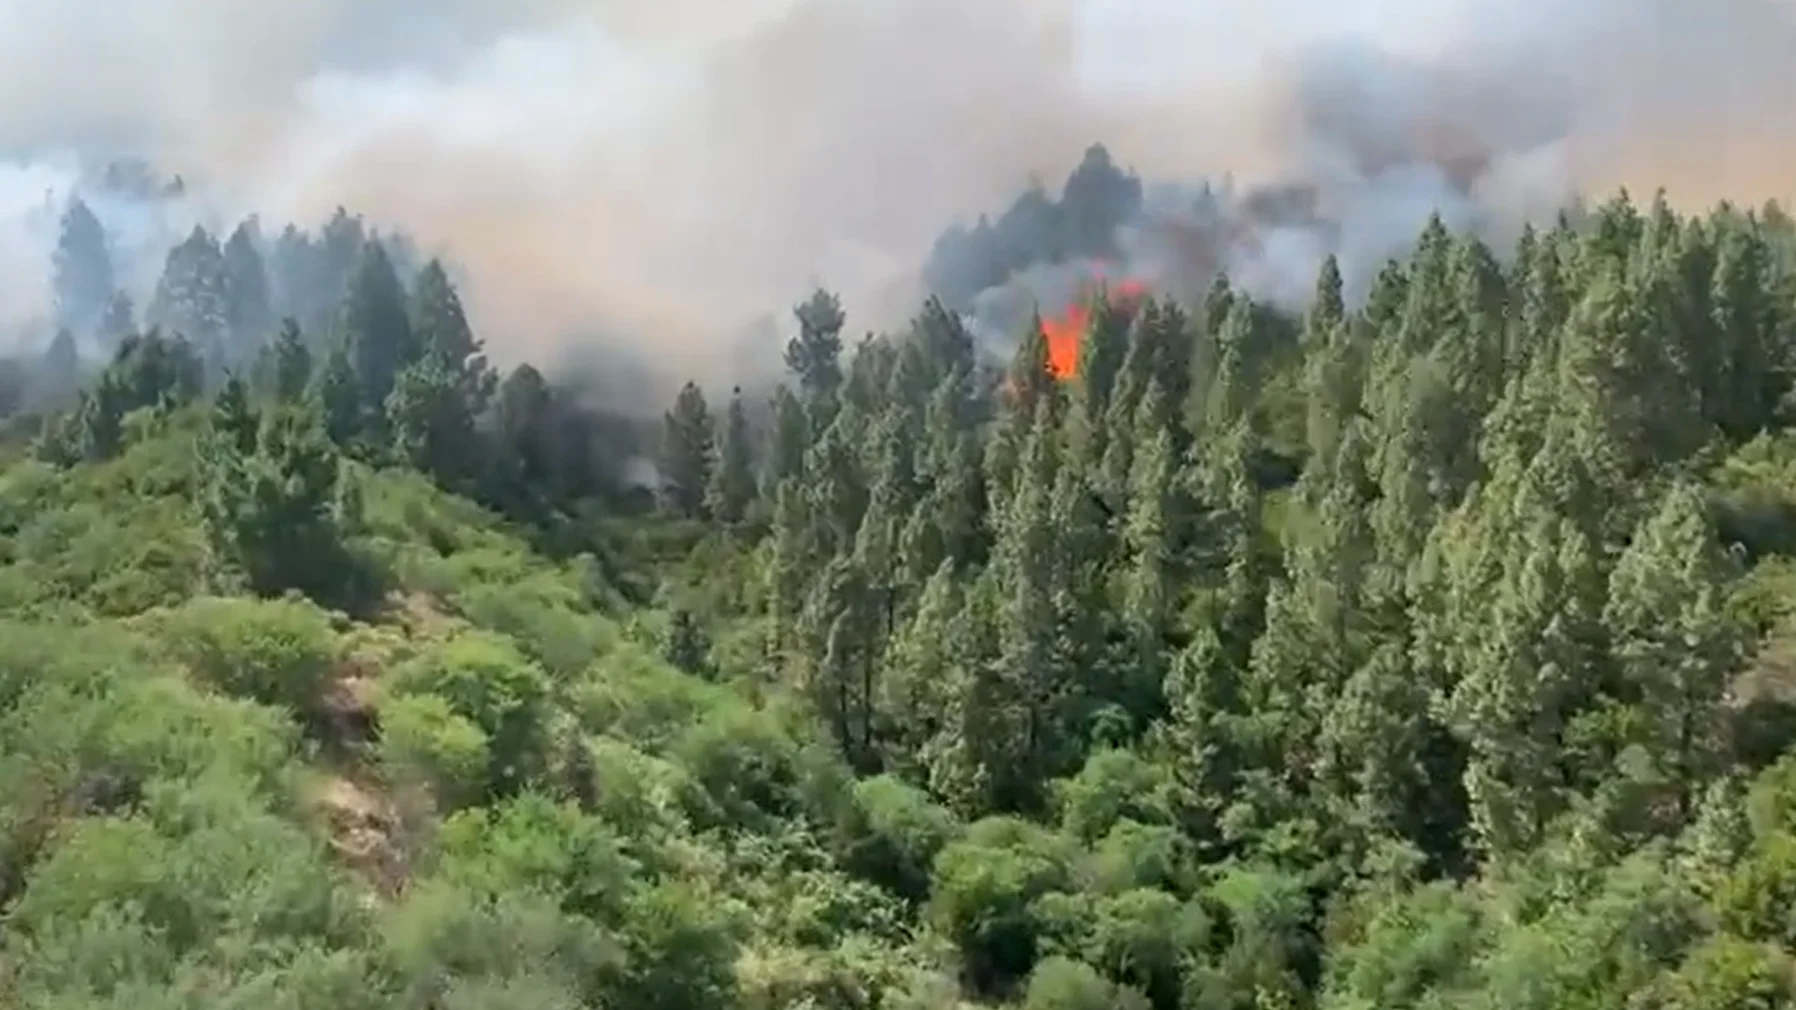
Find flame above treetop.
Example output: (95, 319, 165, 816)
(1039, 267, 1148, 380)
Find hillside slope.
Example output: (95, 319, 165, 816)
(11, 190, 1796, 1010)
(0, 409, 957, 1009)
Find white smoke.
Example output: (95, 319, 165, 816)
(0, 0, 1793, 387)
(0, 160, 68, 339)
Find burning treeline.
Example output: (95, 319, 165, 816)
(1039, 271, 1148, 381)
(925, 34, 1611, 374)
(914, 145, 1306, 377)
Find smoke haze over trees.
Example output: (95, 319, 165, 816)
(5, 0, 1796, 392)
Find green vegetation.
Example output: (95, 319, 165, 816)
(9, 174, 1796, 1010)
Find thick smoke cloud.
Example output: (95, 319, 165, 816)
(1, 0, 1795, 385)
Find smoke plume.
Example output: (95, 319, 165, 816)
(2, 0, 1795, 387)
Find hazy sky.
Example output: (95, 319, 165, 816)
(2, 0, 1794, 382)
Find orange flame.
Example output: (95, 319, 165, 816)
(1041, 307, 1086, 381)
(1040, 273, 1148, 381)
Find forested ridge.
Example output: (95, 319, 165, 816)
(8, 160, 1796, 1010)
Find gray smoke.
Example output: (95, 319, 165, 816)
(1084, 40, 1578, 315)
(1, 0, 1795, 389)
(946, 0, 1796, 342)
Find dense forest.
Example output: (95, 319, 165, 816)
(7, 144, 1796, 1010)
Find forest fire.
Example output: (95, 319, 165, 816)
(1041, 273, 1148, 380)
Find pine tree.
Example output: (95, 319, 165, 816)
(270, 223, 327, 332)
(884, 339, 935, 419)
(765, 385, 810, 493)
(854, 400, 923, 650)
(1252, 425, 1390, 844)
(1302, 319, 1362, 476)
(903, 369, 987, 581)
(314, 342, 362, 448)
(1361, 258, 1410, 337)
(660, 381, 714, 518)
(201, 402, 360, 605)
(909, 296, 977, 384)
(410, 260, 495, 413)
(1318, 636, 1444, 854)
(1195, 417, 1272, 676)
(663, 608, 713, 677)
(104, 330, 204, 414)
(1006, 311, 1058, 417)
(1558, 257, 1704, 479)
(787, 288, 846, 403)
(496, 364, 555, 488)
(1507, 223, 1571, 377)
(1206, 297, 1258, 434)
(74, 380, 126, 463)
(1367, 360, 1457, 584)
(32, 409, 83, 468)
(1116, 391, 1182, 730)
(149, 226, 230, 370)
(705, 387, 757, 525)
(927, 572, 1006, 815)
(800, 554, 878, 768)
(987, 314, 1058, 513)
(1439, 234, 1507, 415)
(805, 412, 870, 557)
(844, 336, 899, 416)
(1434, 429, 1606, 857)
(1068, 288, 1132, 467)
(260, 318, 313, 402)
(411, 261, 476, 363)
(766, 477, 816, 660)
(1303, 254, 1345, 348)
(988, 399, 1071, 810)
(1145, 299, 1196, 445)
(1096, 303, 1162, 504)
(387, 353, 479, 485)
(211, 375, 259, 457)
(98, 292, 135, 350)
(1201, 271, 1236, 339)
(1392, 215, 1455, 361)
(1709, 215, 1779, 439)
(882, 562, 966, 771)
(379, 262, 490, 485)
(1604, 481, 1745, 824)
(52, 196, 115, 342)
(1586, 189, 1643, 270)
(223, 218, 274, 352)
(40, 328, 80, 401)
(340, 239, 417, 423)
(1049, 433, 1112, 737)
(318, 208, 368, 315)
(1060, 143, 1144, 257)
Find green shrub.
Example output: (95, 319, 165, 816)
(150, 595, 341, 714)
(379, 692, 491, 810)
